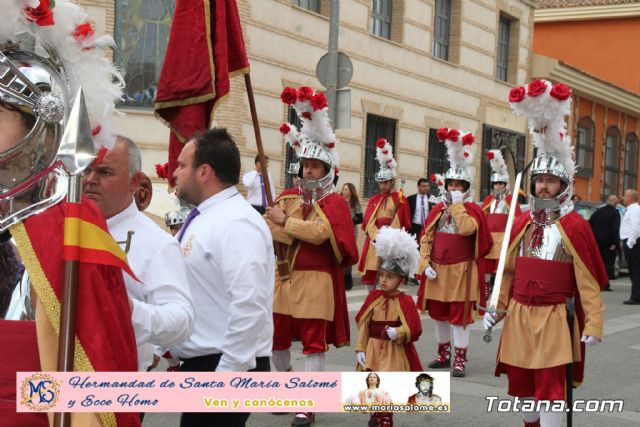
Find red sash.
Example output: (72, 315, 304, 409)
(512, 257, 575, 306)
(432, 232, 474, 264)
(368, 320, 402, 340)
(487, 213, 508, 233)
(375, 217, 392, 228)
(294, 240, 335, 274)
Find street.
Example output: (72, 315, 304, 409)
(143, 274, 640, 427)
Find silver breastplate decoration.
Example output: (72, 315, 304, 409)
(490, 196, 508, 214)
(520, 221, 572, 262)
(436, 207, 459, 234)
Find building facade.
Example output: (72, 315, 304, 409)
(534, 0, 640, 201)
(81, 0, 536, 216)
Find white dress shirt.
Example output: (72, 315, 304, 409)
(171, 186, 275, 371)
(107, 201, 195, 371)
(413, 194, 428, 225)
(242, 170, 276, 206)
(620, 202, 640, 249)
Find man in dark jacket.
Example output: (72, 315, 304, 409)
(589, 195, 621, 291)
(407, 178, 430, 240)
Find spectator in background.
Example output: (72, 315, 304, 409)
(341, 183, 362, 291)
(408, 178, 430, 241)
(620, 189, 640, 305)
(242, 154, 275, 215)
(589, 195, 621, 291)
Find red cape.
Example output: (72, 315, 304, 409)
(417, 201, 493, 314)
(275, 187, 301, 201)
(10, 199, 140, 427)
(361, 191, 411, 232)
(481, 194, 522, 216)
(356, 290, 423, 371)
(503, 210, 608, 384)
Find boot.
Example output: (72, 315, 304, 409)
(523, 420, 540, 427)
(428, 342, 451, 368)
(452, 347, 467, 377)
(291, 412, 314, 426)
(369, 412, 393, 427)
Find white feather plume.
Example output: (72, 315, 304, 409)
(437, 128, 475, 179)
(375, 138, 397, 178)
(374, 226, 420, 278)
(509, 79, 575, 178)
(487, 150, 508, 176)
(0, 0, 123, 149)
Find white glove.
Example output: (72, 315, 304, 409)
(386, 327, 399, 341)
(581, 336, 600, 346)
(451, 190, 464, 204)
(356, 351, 366, 368)
(627, 239, 636, 249)
(425, 266, 437, 280)
(483, 312, 499, 331)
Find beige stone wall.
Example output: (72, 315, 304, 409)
(82, 0, 534, 216)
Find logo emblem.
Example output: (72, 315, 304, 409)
(182, 235, 195, 257)
(21, 373, 60, 411)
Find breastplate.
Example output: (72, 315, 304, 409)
(490, 197, 507, 214)
(436, 208, 459, 234)
(520, 223, 572, 262)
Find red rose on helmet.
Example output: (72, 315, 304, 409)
(509, 86, 526, 103)
(298, 86, 314, 102)
(279, 123, 291, 134)
(326, 142, 335, 148)
(376, 138, 387, 149)
(550, 83, 571, 101)
(463, 151, 469, 158)
(430, 174, 436, 182)
(301, 112, 312, 120)
(447, 129, 460, 142)
(527, 79, 547, 97)
(436, 127, 449, 141)
(437, 180, 443, 186)
(155, 162, 169, 180)
(280, 87, 298, 105)
(382, 150, 389, 155)
(24, 0, 54, 26)
(486, 151, 494, 160)
(73, 22, 94, 40)
(462, 133, 475, 146)
(310, 92, 328, 111)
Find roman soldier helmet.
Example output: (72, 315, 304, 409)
(486, 149, 509, 195)
(428, 172, 445, 204)
(374, 138, 397, 182)
(436, 127, 476, 198)
(508, 79, 574, 220)
(0, 0, 123, 231)
(374, 226, 419, 278)
(165, 208, 189, 228)
(279, 86, 339, 203)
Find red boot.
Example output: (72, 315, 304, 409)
(524, 420, 540, 427)
(452, 347, 467, 377)
(369, 412, 393, 427)
(428, 342, 451, 368)
(291, 412, 314, 426)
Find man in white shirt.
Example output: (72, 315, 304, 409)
(172, 128, 274, 427)
(408, 177, 430, 240)
(242, 154, 275, 214)
(620, 189, 640, 305)
(82, 136, 195, 371)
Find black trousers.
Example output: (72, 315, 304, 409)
(252, 205, 266, 215)
(179, 354, 270, 427)
(411, 223, 423, 242)
(598, 244, 617, 281)
(624, 242, 640, 301)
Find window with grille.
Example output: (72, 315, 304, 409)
(364, 114, 397, 198)
(426, 128, 448, 197)
(371, 0, 392, 39)
(284, 107, 303, 189)
(576, 117, 595, 177)
(496, 15, 510, 82)
(481, 125, 526, 200)
(603, 126, 621, 198)
(293, 0, 320, 13)
(624, 133, 638, 191)
(114, 0, 175, 108)
(433, 0, 451, 61)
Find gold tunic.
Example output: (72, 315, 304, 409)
(266, 197, 335, 321)
(497, 223, 605, 369)
(417, 203, 480, 303)
(355, 298, 411, 371)
(360, 196, 402, 274)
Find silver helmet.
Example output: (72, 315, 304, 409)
(443, 166, 471, 198)
(165, 208, 189, 227)
(287, 162, 300, 175)
(528, 153, 573, 223)
(375, 168, 394, 183)
(0, 49, 70, 231)
(297, 137, 335, 204)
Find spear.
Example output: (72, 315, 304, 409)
(244, 74, 290, 279)
(54, 88, 95, 427)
